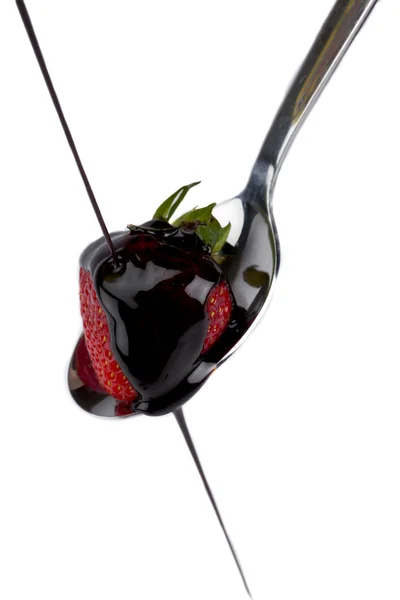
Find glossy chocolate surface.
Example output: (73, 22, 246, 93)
(75, 224, 246, 416)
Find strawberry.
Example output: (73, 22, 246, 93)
(79, 182, 233, 409)
(80, 267, 139, 402)
(203, 280, 232, 354)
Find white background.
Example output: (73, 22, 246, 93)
(0, 1, 399, 599)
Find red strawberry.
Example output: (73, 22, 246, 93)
(203, 281, 232, 354)
(80, 267, 139, 402)
(79, 182, 233, 407)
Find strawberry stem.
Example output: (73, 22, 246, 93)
(16, 0, 120, 266)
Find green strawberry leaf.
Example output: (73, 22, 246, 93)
(153, 181, 201, 222)
(196, 216, 221, 250)
(174, 204, 231, 254)
(173, 203, 216, 228)
(148, 181, 231, 254)
(213, 222, 231, 253)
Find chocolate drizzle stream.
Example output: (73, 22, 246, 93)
(175, 408, 252, 598)
(16, 0, 118, 263)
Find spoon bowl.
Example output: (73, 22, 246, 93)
(67, 198, 278, 418)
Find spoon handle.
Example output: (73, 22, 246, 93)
(249, 0, 379, 201)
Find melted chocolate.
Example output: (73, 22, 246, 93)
(80, 224, 247, 416)
(175, 408, 252, 597)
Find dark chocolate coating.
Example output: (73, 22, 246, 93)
(80, 225, 245, 416)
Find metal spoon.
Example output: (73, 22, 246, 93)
(66, 0, 379, 418)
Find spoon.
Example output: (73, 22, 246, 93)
(17, 0, 380, 597)
(66, 0, 379, 417)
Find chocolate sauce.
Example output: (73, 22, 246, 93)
(16, 0, 118, 263)
(175, 408, 252, 598)
(79, 224, 247, 416)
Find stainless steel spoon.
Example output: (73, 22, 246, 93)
(66, 0, 379, 418)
